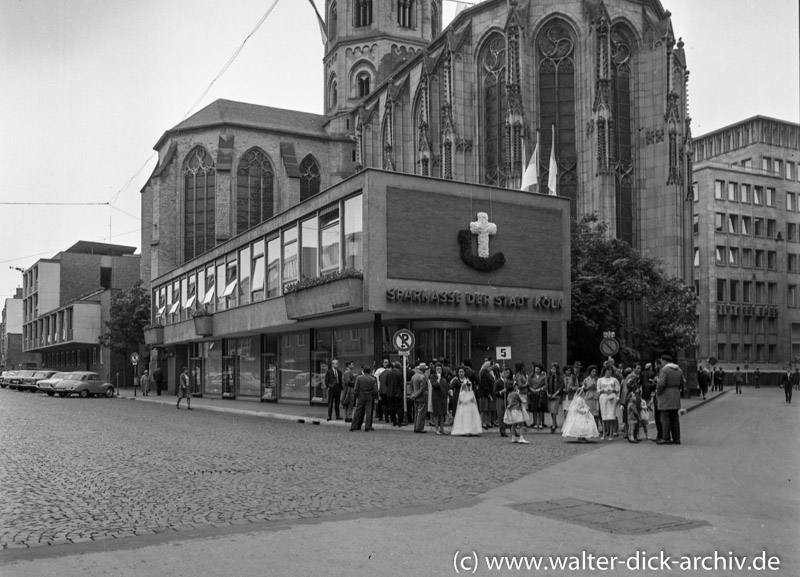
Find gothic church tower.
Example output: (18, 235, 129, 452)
(323, 0, 441, 126)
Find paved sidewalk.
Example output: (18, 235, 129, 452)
(116, 387, 727, 431)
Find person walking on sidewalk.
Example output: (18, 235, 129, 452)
(734, 367, 744, 394)
(656, 355, 682, 445)
(781, 367, 796, 404)
(140, 369, 151, 397)
(176, 367, 192, 410)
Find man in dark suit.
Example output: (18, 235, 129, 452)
(385, 362, 404, 426)
(325, 359, 343, 421)
(350, 366, 378, 431)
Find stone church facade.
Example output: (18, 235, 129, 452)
(140, 0, 692, 396)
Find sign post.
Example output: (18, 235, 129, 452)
(392, 329, 415, 415)
(599, 331, 619, 358)
(131, 352, 140, 396)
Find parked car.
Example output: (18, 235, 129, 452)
(7, 370, 36, 391)
(0, 370, 19, 388)
(36, 372, 72, 396)
(52, 372, 115, 398)
(18, 369, 58, 392)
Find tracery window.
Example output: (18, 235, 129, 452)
(538, 20, 577, 214)
(184, 147, 216, 262)
(480, 34, 507, 187)
(236, 148, 274, 235)
(397, 0, 415, 28)
(611, 24, 634, 244)
(357, 72, 371, 98)
(299, 155, 321, 201)
(354, 0, 372, 27)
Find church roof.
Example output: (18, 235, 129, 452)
(154, 99, 330, 149)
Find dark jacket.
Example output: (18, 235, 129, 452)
(354, 373, 378, 400)
(656, 363, 683, 411)
(325, 368, 343, 391)
(385, 368, 404, 398)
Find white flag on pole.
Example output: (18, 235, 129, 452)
(521, 134, 539, 191)
(548, 124, 558, 196)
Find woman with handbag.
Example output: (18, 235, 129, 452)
(597, 364, 620, 440)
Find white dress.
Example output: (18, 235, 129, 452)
(561, 394, 600, 439)
(450, 382, 483, 436)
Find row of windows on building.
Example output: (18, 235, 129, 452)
(710, 180, 780, 205)
(183, 147, 321, 263)
(155, 195, 363, 325)
(713, 342, 780, 364)
(40, 347, 103, 370)
(24, 307, 74, 349)
(693, 120, 800, 162)
(329, 1, 437, 33)
(713, 277, 800, 309)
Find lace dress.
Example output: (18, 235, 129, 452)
(450, 382, 483, 436)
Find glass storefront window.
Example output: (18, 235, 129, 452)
(283, 226, 298, 289)
(261, 334, 278, 400)
(344, 195, 363, 270)
(267, 236, 280, 298)
(234, 336, 261, 397)
(252, 239, 265, 300)
(279, 330, 310, 401)
(239, 246, 250, 306)
(205, 340, 223, 396)
(301, 216, 319, 280)
(320, 208, 340, 274)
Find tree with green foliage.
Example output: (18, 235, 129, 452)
(569, 214, 697, 364)
(98, 280, 150, 387)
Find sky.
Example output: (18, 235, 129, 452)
(1, 0, 798, 300)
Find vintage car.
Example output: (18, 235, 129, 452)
(18, 369, 58, 392)
(6, 370, 36, 391)
(52, 372, 115, 398)
(36, 372, 73, 396)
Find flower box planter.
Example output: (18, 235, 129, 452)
(193, 314, 214, 337)
(143, 325, 164, 345)
(284, 277, 363, 320)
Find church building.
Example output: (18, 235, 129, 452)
(140, 0, 691, 399)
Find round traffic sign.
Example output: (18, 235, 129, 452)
(392, 329, 415, 352)
(599, 338, 619, 357)
(130, 352, 140, 365)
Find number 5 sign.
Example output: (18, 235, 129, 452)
(392, 329, 415, 353)
(495, 346, 511, 360)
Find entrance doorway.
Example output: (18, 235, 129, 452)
(410, 321, 471, 367)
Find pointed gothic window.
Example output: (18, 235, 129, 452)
(611, 24, 634, 245)
(184, 147, 216, 262)
(236, 148, 274, 235)
(431, 2, 441, 36)
(299, 155, 321, 201)
(329, 1, 337, 40)
(537, 21, 577, 214)
(480, 34, 507, 187)
(354, 0, 372, 27)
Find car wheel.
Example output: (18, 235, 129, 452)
(0, 384, 6, 389)
(47, 391, 55, 397)
(104, 388, 115, 398)
(78, 390, 88, 398)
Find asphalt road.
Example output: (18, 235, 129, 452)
(0, 388, 596, 552)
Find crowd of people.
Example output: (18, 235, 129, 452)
(323, 354, 687, 445)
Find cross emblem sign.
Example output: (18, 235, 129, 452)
(469, 212, 497, 258)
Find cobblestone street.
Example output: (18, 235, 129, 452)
(0, 390, 596, 550)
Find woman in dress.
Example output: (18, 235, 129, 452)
(513, 362, 531, 428)
(529, 364, 548, 431)
(561, 386, 599, 442)
(561, 365, 579, 419)
(430, 363, 449, 435)
(545, 363, 564, 433)
(581, 365, 600, 431)
(597, 364, 621, 440)
(450, 366, 483, 436)
(504, 382, 530, 444)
